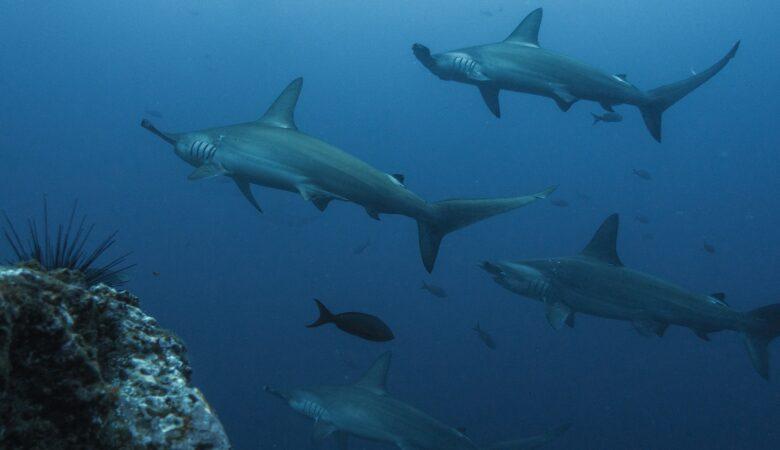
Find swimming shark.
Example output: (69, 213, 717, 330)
(141, 78, 555, 272)
(480, 214, 780, 379)
(265, 351, 569, 449)
(412, 8, 739, 142)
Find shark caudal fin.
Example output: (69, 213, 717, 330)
(306, 299, 335, 328)
(485, 423, 571, 450)
(743, 304, 780, 380)
(417, 186, 556, 272)
(638, 41, 739, 142)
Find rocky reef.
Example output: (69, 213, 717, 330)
(0, 263, 231, 450)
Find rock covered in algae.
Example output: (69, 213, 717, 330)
(0, 263, 231, 449)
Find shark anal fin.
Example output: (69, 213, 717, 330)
(335, 432, 349, 450)
(581, 214, 623, 266)
(257, 78, 302, 130)
(355, 351, 391, 395)
(312, 196, 332, 212)
(504, 8, 542, 47)
(233, 177, 262, 212)
(312, 421, 337, 444)
(366, 209, 381, 221)
(632, 318, 667, 337)
(545, 302, 572, 330)
(188, 162, 228, 180)
(479, 85, 501, 118)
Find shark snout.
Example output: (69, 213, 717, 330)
(479, 261, 506, 276)
(140, 119, 178, 146)
(412, 43, 437, 71)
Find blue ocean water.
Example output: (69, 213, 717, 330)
(2, 0, 779, 448)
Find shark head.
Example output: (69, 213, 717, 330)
(480, 260, 550, 299)
(412, 44, 488, 83)
(140, 119, 221, 168)
(264, 385, 327, 420)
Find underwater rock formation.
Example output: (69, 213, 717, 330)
(0, 262, 231, 450)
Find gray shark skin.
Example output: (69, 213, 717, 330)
(141, 78, 555, 272)
(480, 214, 780, 379)
(413, 8, 740, 142)
(265, 352, 569, 450)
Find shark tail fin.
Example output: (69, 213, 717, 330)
(417, 186, 556, 272)
(307, 299, 335, 328)
(638, 41, 739, 142)
(743, 303, 780, 380)
(486, 423, 571, 450)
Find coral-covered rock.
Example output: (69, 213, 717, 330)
(0, 265, 231, 450)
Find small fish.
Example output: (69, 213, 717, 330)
(473, 322, 496, 350)
(632, 168, 652, 180)
(145, 109, 164, 119)
(634, 214, 651, 224)
(576, 192, 591, 202)
(152, 271, 160, 277)
(480, 9, 494, 17)
(353, 239, 372, 255)
(421, 281, 447, 298)
(550, 199, 569, 208)
(642, 233, 655, 241)
(307, 299, 394, 342)
(591, 111, 623, 125)
(703, 241, 716, 254)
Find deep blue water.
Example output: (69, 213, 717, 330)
(2, 1, 779, 449)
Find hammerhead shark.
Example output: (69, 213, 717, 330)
(265, 351, 569, 449)
(413, 8, 739, 142)
(480, 214, 780, 379)
(141, 79, 555, 272)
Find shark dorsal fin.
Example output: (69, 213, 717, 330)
(257, 78, 302, 130)
(581, 214, 623, 266)
(355, 351, 391, 395)
(504, 8, 543, 47)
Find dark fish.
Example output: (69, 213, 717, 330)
(550, 199, 569, 208)
(632, 168, 652, 180)
(353, 239, 372, 255)
(703, 241, 716, 254)
(421, 281, 447, 298)
(634, 214, 651, 224)
(152, 271, 160, 277)
(307, 299, 394, 342)
(643, 233, 655, 241)
(473, 322, 496, 350)
(591, 111, 623, 125)
(144, 109, 164, 119)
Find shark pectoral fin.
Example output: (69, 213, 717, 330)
(188, 162, 228, 180)
(233, 177, 262, 213)
(632, 318, 668, 337)
(478, 85, 501, 118)
(335, 432, 349, 450)
(312, 421, 337, 444)
(551, 87, 578, 112)
(694, 330, 711, 342)
(545, 302, 572, 330)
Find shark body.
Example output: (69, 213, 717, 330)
(480, 214, 780, 379)
(141, 79, 554, 272)
(266, 352, 568, 449)
(413, 8, 739, 142)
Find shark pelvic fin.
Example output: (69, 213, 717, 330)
(551, 87, 578, 112)
(545, 302, 572, 330)
(581, 214, 623, 267)
(312, 197, 333, 212)
(504, 8, 542, 47)
(188, 162, 228, 180)
(233, 177, 262, 212)
(390, 173, 405, 185)
(479, 85, 501, 118)
(257, 78, 303, 130)
(355, 351, 391, 395)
